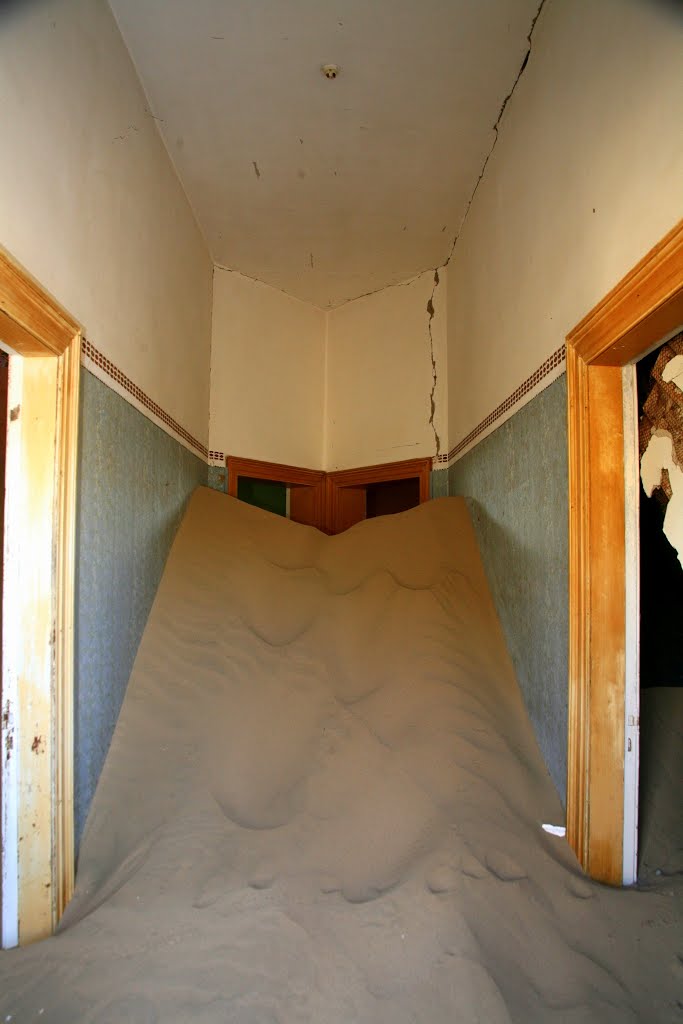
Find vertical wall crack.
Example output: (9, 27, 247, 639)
(427, 269, 441, 456)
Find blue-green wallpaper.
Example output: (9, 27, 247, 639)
(75, 370, 207, 848)
(448, 375, 569, 804)
(430, 468, 449, 499)
(208, 465, 227, 493)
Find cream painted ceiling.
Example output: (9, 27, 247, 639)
(110, 0, 539, 308)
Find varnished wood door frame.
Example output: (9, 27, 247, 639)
(325, 457, 431, 535)
(226, 455, 325, 528)
(0, 250, 80, 943)
(566, 220, 683, 884)
(226, 455, 432, 535)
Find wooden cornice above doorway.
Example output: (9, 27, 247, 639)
(566, 219, 683, 885)
(0, 250, 79, 358)
(226, 455, 432, 535)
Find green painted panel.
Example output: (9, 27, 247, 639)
(237, 476, 287, 517)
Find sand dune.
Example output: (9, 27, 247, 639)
(1, 488, 680, 1022)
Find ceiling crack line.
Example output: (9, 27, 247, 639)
(443, 0, 547, 269)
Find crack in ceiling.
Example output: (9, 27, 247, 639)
(110, 0, 543, 308)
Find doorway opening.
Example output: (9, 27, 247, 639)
(565, 218, 683, 884)
(0, 251, 81, 946)
(635, 335, 683, 881)
(366, 477, 420, 519)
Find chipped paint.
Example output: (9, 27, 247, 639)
(2, 357, 57, 945)
(662, 354, 683, 392)
(641, 430, 683, 568)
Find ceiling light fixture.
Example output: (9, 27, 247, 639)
(321, 64, 340, 80)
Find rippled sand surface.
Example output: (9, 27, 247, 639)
(1, 488, 680, 1022)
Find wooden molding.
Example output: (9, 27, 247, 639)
(227, 456, 325, 530)
(0, 250, 80, 357)
(325, 457, 431, 535)
(226, 455, 432, 535)
(227, 456, 325, 493)
(53, 336, 80, 919)
(565, 345, 590, 869)
(566, 218, 683, 884)
(568, 219, 683, 364)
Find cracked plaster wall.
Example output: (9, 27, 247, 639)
(441, 0, 683, 804)
(210, 268, 326, 469)
(0, 0, 213, 445)
(209, 267, 448, 473)
(446, 0, 683, 453)
(1, 0, 214, 853)
(325, 269, 447, 471)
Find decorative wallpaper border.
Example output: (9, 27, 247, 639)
(446, 344, 566, 465)
(210, 346, 566, 473)
(81, 338, 208, 460)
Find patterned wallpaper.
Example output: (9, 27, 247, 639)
(74, 369, 208, 846)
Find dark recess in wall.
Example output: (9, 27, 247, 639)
(637, 347, 683, 688)
(366, 477, 420, 518)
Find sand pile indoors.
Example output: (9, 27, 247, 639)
(1, 488, 681, 1022)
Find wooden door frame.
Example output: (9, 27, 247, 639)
(325, 457, 431, 534)
(226, 455, 326, 529)
(566, 220, 683, 884)
(0, 250, 80, 944)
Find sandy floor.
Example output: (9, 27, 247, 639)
(0, 488, 680, 1022)
(639, 687, 683, 883)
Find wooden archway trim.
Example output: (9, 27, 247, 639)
(0, 248, 81, 942)
(566, 219, 683, 883)
(325, 457, 431, 535)
(0, 250, 79, 357)
(226, 456, 326, 530)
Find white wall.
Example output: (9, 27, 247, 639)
(325, 269, 447, 470)
(0, 0, 212, 446)
(210, 269, 325, 468)
(447, 0, 683, 455)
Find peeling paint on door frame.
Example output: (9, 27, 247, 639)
(0, 249, 81, 946)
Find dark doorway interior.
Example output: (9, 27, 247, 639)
(636, 337, 683, 880)
(366, 477, 420, 519)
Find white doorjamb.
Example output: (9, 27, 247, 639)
(622, 363, 640, 886)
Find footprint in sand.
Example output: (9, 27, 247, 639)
(248, 869, 275, 890)
(567, 875, 595, 899)
(485, 851, 527, 881)
(461, 853, 489, 879)
(90, 994, 158, 1023)
(426, 864, 459, 893)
